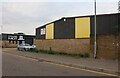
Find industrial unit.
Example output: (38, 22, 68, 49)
(35, 13, 119, 59)
(1, 33, 35, 48)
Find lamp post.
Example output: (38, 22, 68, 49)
(118, 1, 120, 13)
(94, 0, 97, 58)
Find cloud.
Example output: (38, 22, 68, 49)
(2, 2, 94, 25)
(2, 0, 94, 2)
(2, 2, 118, 35)
(0, 2, 2, 25)
(97, 2, 118, 14)
(2, 0, 119, 2)
(3, 2, 49, 18)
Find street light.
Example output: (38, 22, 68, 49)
(118, 1, 120, 13)
(94, 0, 97, 58)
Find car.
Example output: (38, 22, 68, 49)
(17, 43, 36, 51)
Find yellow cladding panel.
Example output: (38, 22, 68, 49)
(75, 17, 90, 38)
(46, 23, 54, 39)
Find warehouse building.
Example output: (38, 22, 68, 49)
(1, 33, 35, 48)
(35, 13, 119, 59)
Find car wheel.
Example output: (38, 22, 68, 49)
(17, 48, 19, 50)
(19, 48, 21, 51)
(24, 48, 26, 51)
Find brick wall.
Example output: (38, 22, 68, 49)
(90, 34, 119, 60)
(35, 34, 119, 60)
(2, 40, 17, 48)
(35, 39, 90, 54)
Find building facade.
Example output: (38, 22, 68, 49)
(1, 33, 35, 48)
(35, 13, 119, 59)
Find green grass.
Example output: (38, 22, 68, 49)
(30, 48, 89, 58)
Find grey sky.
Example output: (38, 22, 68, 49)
(1, 0, 119, 35)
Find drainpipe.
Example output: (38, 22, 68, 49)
(94, 0, 97, 58)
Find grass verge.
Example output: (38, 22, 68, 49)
(30, 48, 89, 58)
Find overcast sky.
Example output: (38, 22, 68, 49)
(0, 0, 119, 35)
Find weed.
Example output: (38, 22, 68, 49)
(30, 48, 89, 58)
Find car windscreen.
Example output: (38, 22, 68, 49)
(20, 44, 30, 46)
(24, 44, 30, 46)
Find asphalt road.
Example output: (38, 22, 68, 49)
(2, 52, 115, 76)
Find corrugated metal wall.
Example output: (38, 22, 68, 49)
(36, 13, 119, 39)
(54, 18, 75, 39)
(36, 26, 46, 39)
(90, 14, 118, 35)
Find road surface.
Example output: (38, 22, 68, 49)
(2, 52, 117, 76)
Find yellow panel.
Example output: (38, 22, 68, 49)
(75, 17, 90, 38)
(46, 23, 54, 39)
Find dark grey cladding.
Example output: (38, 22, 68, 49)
(90, 13, 119, 35)
(54, 18, 75, 39)
(36, 26, 46, 39)
(36, 13, 119, 39)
